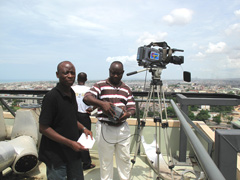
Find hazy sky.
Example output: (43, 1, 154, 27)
(0, 0, 240, 82)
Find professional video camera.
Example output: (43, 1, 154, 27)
(127, 41, 190, 82)
(137, 41, 184, 68)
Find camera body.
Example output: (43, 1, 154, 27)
(137, 42, 184, 68)
(127, 42, 191, 82)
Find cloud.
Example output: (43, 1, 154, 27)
(226, 56, 240, 68)
(223, 50, 240, 68)
(195, 52, 205, 58)
(45, 13, 107, 34)
(106, 55, 136, 64)
(206, 42, 226, 53)
(66, 15, 106, 29)
(225, 23, 240, 36)
(136, 32, 168, 45)
(234, 9, 240, 18)
(224, 10, 240, 36)
(162, 8, 193, 26)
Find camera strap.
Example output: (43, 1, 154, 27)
(163, 47, 172, 63)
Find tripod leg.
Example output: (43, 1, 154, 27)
(129, 84, 154, 179)
(129, 120, 146, 180)
(159, 84, 175, 179)
(142, 85, 154, 120)
(131, 121, 145, 164)
(155, 85, 162, 180)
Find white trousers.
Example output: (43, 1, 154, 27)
(95, 121, 131, 180)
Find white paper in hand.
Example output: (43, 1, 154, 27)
(77, 134, 95, 149)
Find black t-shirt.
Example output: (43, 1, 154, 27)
(38, 83, 80, 166)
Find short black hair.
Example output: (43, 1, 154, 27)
(111, 61, 123, 67)
(110, 61, 124, 70)
(77, 72, 87, 82)
(57, 61, 72, 73)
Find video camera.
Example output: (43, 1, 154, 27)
(137, 42, 184, 68)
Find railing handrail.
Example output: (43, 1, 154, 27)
(170, 99, 226, 180)
(1, 89, 240, 99)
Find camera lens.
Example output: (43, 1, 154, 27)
(170, 56, 184, 65)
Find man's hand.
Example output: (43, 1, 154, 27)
(119, 112, 128, 122)
(100, 101, 115, 118)
(70, 140, 88, 151)
(39, 124, 88, 151)
(86, 107, 93, 114)
(83, 128, 93, 140)
(83, 95, 115, 117)
(119, 109, 134, 122)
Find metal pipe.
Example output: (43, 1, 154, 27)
(170, 99, 225, 180)
(11, 109, 39, 144)
(8, 136, 38, 174)
(0, 106, 7, 140)
(0, 141, 16, 172)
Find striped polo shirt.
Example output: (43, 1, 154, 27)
(85, 79, 136, 121)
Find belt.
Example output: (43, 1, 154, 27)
(99, 120, 124, 127)
(78, 112, 88, 114)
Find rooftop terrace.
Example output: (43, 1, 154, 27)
(0, 90, 240, 180)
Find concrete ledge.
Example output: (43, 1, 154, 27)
(196, 121, 215, 142)
(3, 112, 14, 119)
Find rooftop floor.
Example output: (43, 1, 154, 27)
(1, 115, 203, 180)
(2, 150, 200, 180)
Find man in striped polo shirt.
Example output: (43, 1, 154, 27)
(84, 61, 136, 180)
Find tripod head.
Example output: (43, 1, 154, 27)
(149, 68, 163, 86)
(127, 67, 191, 82)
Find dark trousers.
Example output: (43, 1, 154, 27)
(77, 112, 92, 169)
(46, 158, 84, 180)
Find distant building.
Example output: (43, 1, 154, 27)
(201, 105, 210, 111)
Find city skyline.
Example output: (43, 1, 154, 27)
(1, 78, 240, 87)
(1, 0, 240, 82)
(1, 77, 240, 86)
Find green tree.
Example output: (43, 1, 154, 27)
(148, 111, 154, 117)
(213, 114, 221, 125)
(210, 105, 233, 113)
(228, 91, 235, 95)
(195, 110, 210, 122)
(189, 105, 199, 111)
(227, 116, 233, 124)
(188, 111, 195, 120)
(162, 107, 177, 119)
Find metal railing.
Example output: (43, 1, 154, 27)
(171, 99, 225, 180)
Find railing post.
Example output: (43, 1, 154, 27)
(179, 104, 188, 162)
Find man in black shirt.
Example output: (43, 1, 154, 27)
(39, 61, 92, 180)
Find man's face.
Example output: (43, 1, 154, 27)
(109, 64, 124, 85)
(56, 62, 76, 87)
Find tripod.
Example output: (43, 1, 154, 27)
(130, 67, 175, 180)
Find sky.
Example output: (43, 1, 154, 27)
(0, 0, 240, 82)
